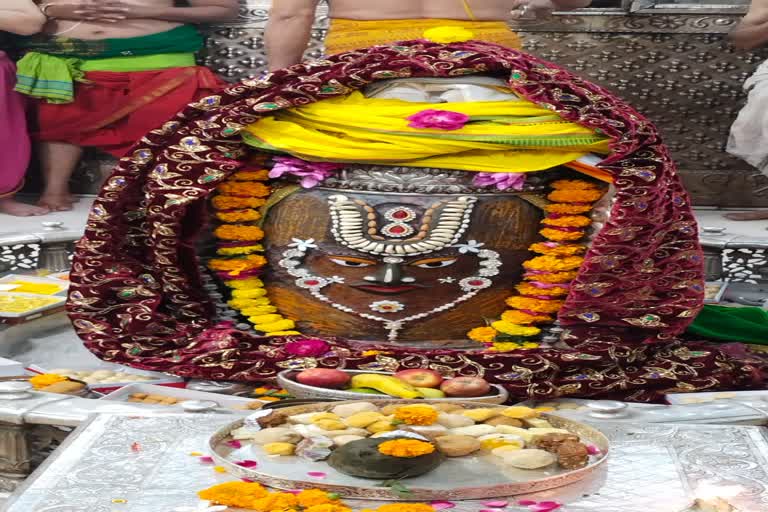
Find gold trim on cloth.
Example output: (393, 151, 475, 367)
(325, 18, 522, 55)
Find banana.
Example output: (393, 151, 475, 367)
(349, 374, 423, 399)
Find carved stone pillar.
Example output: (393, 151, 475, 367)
(0, 422, 30, 497)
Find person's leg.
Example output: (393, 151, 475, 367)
(724, 211, 768, 221)
(37, 141, 83, 211)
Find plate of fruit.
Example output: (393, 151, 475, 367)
(277, 369, 509, 404)
(209, 400, 609, 500)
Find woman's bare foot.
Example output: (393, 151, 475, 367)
(723, 211, 768, 221)
(37, 195, 74, 212)
(0, 198, 50, 217)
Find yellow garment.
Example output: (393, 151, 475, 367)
(243, 91, 611, 173)
(325, 18, 521, 55)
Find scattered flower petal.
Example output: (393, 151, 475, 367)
(529, 502, 562, 512)
(285, 490, 302, 495)
(472, 172, 526, 191)
(517, 501, 537, 507)
(270, 157, 343, 189)
(213, 466, 227, 473)
(307, 471, 327, 479)
(189, 451, 204, 456)
(130, 442, 141, 453)
(112, 498, 127, 503)
(236, 460, 259, 469)
(226, 440, 242, 449)
(430, 501, 456, 510)
(241, 478, 255, 483)
(199, 456, 214, 464)
(482, 501, 508, 508)
(586, 444, 601, 455)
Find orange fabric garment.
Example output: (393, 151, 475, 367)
(34, 66, 225, 158)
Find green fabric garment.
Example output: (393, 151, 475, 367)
(687, 305, 768, 344)
(14, 25, 203, 103)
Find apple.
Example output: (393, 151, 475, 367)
(296, 368, 350, 389)
(415, 387, 446, 399)
(440, 377, 491, 397)
(394, 369, 444, 389)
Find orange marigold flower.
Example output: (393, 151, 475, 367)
(523, 271, 579, 284)
(215, 209, 262, 223)
(208, 254, 268, 273)
(376, 504, 437, 512)
(539, 228, 585, 242)
(214, 225, 265, 241)
(516, 282, 569, 297)
(250, 492, 299, 512)
(305, 505, 353, 512)
(506, 296, 565, 314)
(542, 215, 592, 228)
(393, 405, 439, 425)
(544, 203, 593, 215)
(225, 277, 264, 289)
(547, 189, 603, 204)
(524, 255, 584, 272)
(228, 169, 270, 181)
(378, 439, 436, 458)
(211, 196, 267, 210)
(528, 243, 586, 257)
(501, 310, 554, 325)
(216, 181, 271, 198)
(198, 481, 269, 508)
(297, 490, 342, 509)
(217, 244, 264, 256)
(549, 179, 599, 190)
(29, 373, 68, 390)
(467, 326, 498, 343)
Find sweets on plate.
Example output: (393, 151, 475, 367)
(48, 369, 154, 385)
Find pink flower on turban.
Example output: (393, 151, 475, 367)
(407, 109, 470, 130)
(472, 172, 527, 191)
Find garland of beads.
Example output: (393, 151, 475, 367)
(466, 179, 602, 351)
(209, 166, 602, 348)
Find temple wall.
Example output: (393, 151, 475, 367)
(69, 0, 768, 208)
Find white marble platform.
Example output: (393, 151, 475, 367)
(0, 195, 95, 246)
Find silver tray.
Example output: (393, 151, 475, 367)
(209, 400, 609, 501)
(277, 370, 510, 404)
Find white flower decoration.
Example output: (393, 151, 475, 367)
(369, 300, 405, 313)
(172, 501, 228, 512)
(288, 238, 318, 252)
(453, 240, 484, 254)
(438, 277, 456, 284)
(328, 275, 346, 284)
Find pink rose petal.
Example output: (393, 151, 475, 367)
(285, 490, 302, 495)
(236, 460, 259, 468)
(529, 502, 562, 512)
(199, 456, 214, 464)
(517, 502, 537, 507)
(307, 471, 327, 479)
(241, 478, 255, 483)
(586, 444, 601, 455)
(430, 501, 456, 510)
(226, 440, 242, 449)
(481, 501, 508, 508)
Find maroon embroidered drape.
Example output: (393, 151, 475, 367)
(67, 41, 765, 401)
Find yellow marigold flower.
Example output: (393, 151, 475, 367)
(393, 405, 439, 426)
(254, 319, 296, 333)
(232, 287, 268, 300)
(467, 326, 498, 343)
(229, 297, 272, 310)
(229, 169, 270, 181)
(523, 271, 578, 284)
(544, 203, 593, 215)
(208, 254, 268, 273)
(516, 283, 569, 297)
(542, 215, 592, 228)
(528, 243, 586, 257)
(214, 225, 265, 242)
(377, 503, 437, 512)
(216, 181, 271, 198)
(539, 228, 585, 242)
(547, 189, 603, 204)
(215, 209, 262, 223)
(423, 26, 475, 43)
(305, 505, 352, 512)
(378, 439, 436, 458)
(245, 306, 279, 318)
(491, 321, 541, 337)
(29, 373, 68, 390)
(266, 330, 302, 337)
(362, 350, 383, 356)
(213, 466, 227, 473)
(523, 255, 584, 272)
(501, 310, 554, 325)
(248, 313, 283, 324)
(211, 196, 266, 210)
(225, 277, 264, 289)
(506, 296, 565, 314)
(198, 481, 269, 508)
(522, 342, 540, 348)
(250, 492, 299, 512)
(297, 489, 341, 508)
(217, 244, 264, 256)
(490, 342, 526, 352)
(549, 179, 599, 190)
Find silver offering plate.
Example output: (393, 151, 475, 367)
(208, 400, 609, 501)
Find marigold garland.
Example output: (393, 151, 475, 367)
(217, 244, 264, 256)
(214, 225, 265, 242)
(212, 196, 267, 210)
(208, 254, 268, 273)
(378, 439, 436, 457)
(467, 179, 604, 350)
(215, 209, 262, 223)
(216, 181, 271, 198)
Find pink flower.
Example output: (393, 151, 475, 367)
(407, 109, 469, 130)
(269, 157, 344, 188)
(199, 456, 214, 464)
(586, 444, 601, 455)
(236, 460, 259, 468)
(430, 501, 456, 510)
(226, 440, 242, 449)
(472, 172, 527, 191)
(284, 338, 331, 357)
(518, 501, 562, 512)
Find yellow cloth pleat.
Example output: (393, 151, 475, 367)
(243, 91, 611, 174)
(325, 18, 521, 55)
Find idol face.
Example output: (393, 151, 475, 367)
(276, 195, 503, 341)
